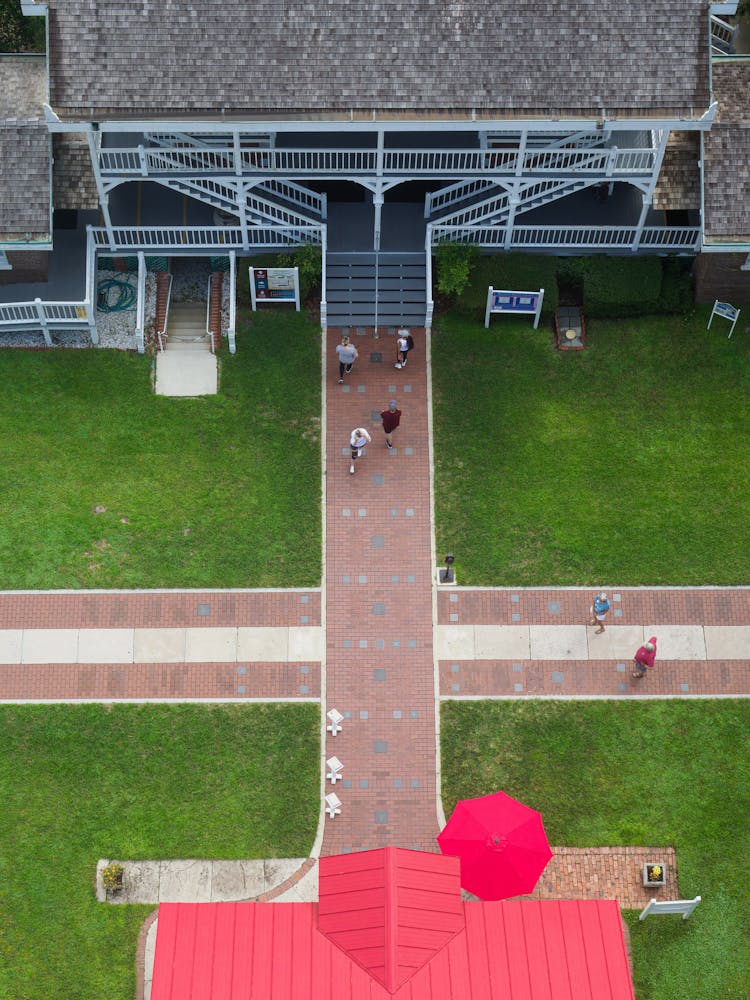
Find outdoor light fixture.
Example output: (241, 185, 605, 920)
(440, 553, 455, 583)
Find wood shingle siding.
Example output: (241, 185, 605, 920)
(653, 132, 701, 211)
(46, 0, 710, 120)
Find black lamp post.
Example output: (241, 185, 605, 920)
(440, 553, 455, 583)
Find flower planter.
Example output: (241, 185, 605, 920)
(102, 862, 125, 894)
(643, 862, 666, 887)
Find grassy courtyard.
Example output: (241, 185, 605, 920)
(441, 699, 750, 1000)
(432, 307, 750, 585)
(0, 703, 320, 1000)
(0, 310, 321, 589)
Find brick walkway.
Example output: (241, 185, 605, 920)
(321, 327, 440, 854)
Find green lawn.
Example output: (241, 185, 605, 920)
(0, 703, 320, 1000)
(441, 700, 750, 1000)
(432, 307, 750, 584)
(0, 310, 321, 588)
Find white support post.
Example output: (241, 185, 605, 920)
(632, 197, 652, 252)
(238, 182, 250, 251)
(34, 298, 52, 347)
(606, 146, 618, 177)
(85, 226, 99, 345)
(137, 144, 149, 178)
(515, 129, 528, 177)
(504, 192, 519, 250)
(233, 129, 243, 177)
(374, 130, 385, 252)
(320, 225, 328, 331)
(425, 224, 434, 333)
(86, 129, 115, 250)
(228, 250, 237, 353)
(135, 252, 146, 354)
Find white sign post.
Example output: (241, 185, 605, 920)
(707, 299, 740, 338)
(249, 266, 300, 312)
(485, 287, 544, 329)
(639, 896, 702, 921)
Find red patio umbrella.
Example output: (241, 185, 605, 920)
(437, 791, 553, 900)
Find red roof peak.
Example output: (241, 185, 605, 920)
(317, 847, 465, 994)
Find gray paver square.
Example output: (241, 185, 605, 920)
(547, 601, 561, 614)
(357, 385, 365, 393)
(511, 594, 520, 603)
(394, 778, 403, 788)
(343, 639, 352, 648)
(373, 668, 387, 681)
(371, 474, 385, 485)
(341, 385, 350, 392)
(343, 779, 353, 788)
(342, 575, 351, 584)
(388, 385, 397, 393)
(450, 664, 460, 673)
(375, 811, 388, 824)
(358, 508, 367, 517)
(409, 778, 420, 789)
(342, 507, 351, 515)
(358, 575, 368, 583)
(451, 682, 460, 692)
(514, 683, 523, 692)
(370, 353, 382, 363)
(614, 609, 623, 618)
(406, 508, 414, 517)
(237, 685, 246, 694)
(300, 595, 309, 604)
(374, 740, 388, 753)
(551, 671, 565, 684)
(371, 535, 385, 547)
(403, 385, 412, 392)
(300, 615, 309, 624)
(407, 575, 415, 583)
(450, 613, 459, 622)
(300, 665, 309, 674)
(391, 574, 399, 583)
(359, 639, 368, 648)
(393, 710, 402, 718)
(359, 779, 369, 788)
(450, 594, 458, 603)
(618, 682, 628, 692)
(409, 710, 418, 718)
(616, 663, 626, 673)
(299, 684, 309, 694)
(513, 663, 522, 672)
(359, 710, 369, 719)
(375, 639, 384, 649)
(372, 603, 386, 615)
(512, 613, 520, 622)
(197, 604, 210, 617)
(404, 448, 414, 456)
(237, 665, 247, 675)
(680, 683, 690, 692)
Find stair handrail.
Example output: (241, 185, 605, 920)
(206, 274, 215, 354)
(228, 251, 237, 354)
(320, 226, 328, 331)
(156, 272, 173, 352)
(135, 253, 146, 354)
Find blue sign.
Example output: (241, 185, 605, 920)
(485, 286, 545, 329)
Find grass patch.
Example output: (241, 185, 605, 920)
(0, 703, 319, 1000)
(441, 699, 750, 1000)
(432, 306, 750, 584)
(0, 311, 321, 588)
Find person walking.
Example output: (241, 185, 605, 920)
(335, 334, 358, 383)
(394, 329, 414, 369)
(588, 592, 610, 634)
(632, 637, 657, 679)
(349, 426, 372, 475)
(380, 399, 402, 449)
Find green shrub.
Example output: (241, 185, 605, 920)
(457, 253, 558, 318)
(659, 257, 694, 314)
(433, 243, 480, 299)
(0, 0, 45, 51)
(581, 256, 662, 317)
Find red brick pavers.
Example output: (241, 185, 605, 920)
(523, 847, 678, 908)
(439, 588, 750, 697)
(0, 661, 319, 701)
(322, 328, 440, 854)
(0, 590, 320, 628)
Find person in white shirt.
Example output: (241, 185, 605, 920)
(349, 426, 372, 475)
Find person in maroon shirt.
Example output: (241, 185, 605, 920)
(380, 400, 402, 450)
(632, 637, 657, 678)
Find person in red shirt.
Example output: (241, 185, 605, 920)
(632, 637, 657, 679)
(380, 400, 402, 450)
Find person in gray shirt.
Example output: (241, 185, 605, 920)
(335, 335, 358, 383)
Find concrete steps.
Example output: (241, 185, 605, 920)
(166, 302, 211, 352)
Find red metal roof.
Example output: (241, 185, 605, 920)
(317, 848, 465, 992)
(151, 897, 635, 1000)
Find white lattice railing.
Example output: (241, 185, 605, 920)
(99, 145, 658, 179)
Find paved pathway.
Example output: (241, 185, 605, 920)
(322, 327, 440, 854)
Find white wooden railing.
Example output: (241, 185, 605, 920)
(431, 224, 701, 251)
(261, 179, 327, 218)
(228, 251, 237, 354)
(424, 228, 435, 332)
(91, 225, 323, 251)
(710, 14, 737, 53)
(135, 253, 146, 353)
(425, 179, 499, 218)
(99, 145, 658, 179)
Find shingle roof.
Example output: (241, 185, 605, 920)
(53, 133, 99, 210)
(0, 57, 51, 240)
(653, 132, 701, 211)
(47, 0, 711, 120)
(703, 61, 750, 242)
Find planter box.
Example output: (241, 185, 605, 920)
(643, 862, 667, 887)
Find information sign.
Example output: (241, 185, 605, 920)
(485, 287, 544, 329)
(707, 299, 740, 338)
(250, 266, 300, 311)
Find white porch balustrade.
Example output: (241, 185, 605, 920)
(431, 224, 701, 252)
(98, 145, 658, 181)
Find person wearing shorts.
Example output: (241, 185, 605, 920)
(588, 591, 610, 634)
(395, 330, 413, 369)
(335, 335, 358, 383)
(349, 427, 372, 475)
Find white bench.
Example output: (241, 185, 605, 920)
(639, 896, 701, 921)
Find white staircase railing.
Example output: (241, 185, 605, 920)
(135, 253, 146, 354)
(432, 179, 594, 228)
(425, 179, 499, 218)
(154, 176, 319, 229)
(710, 14, 737, 54)
(228, 251, 237, 354)
(156, 272, 173, 353)
(260, 179, 327, 219)
(424, 226, 434, 332)
(206, 274, 215, 354)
